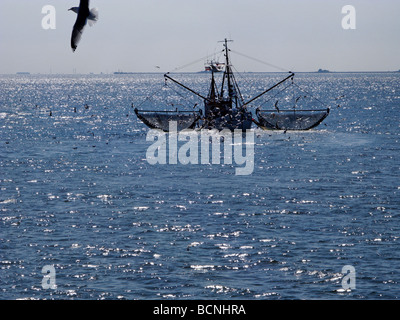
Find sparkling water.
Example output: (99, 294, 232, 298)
(0, 72, 399, 299)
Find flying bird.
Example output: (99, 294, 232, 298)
(69, 0, 99, 52)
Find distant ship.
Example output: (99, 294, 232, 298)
(204, 60, 225, 73)
(114, 71, 135, 75)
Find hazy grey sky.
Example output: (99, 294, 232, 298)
(1, 0, 399, 74)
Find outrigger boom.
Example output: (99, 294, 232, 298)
(242, 72, 295, 107)
(164, 73, 210, 102)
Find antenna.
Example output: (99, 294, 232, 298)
(218, 38, 233, 44)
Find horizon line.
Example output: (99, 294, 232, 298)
(4, 70, 400, 76)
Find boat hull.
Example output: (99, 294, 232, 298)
(203, 109, 253, 131)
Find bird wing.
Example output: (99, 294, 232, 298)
(80, 0, 90, 13)
(71, 26, 83, 52)
(71, 0, 91, 52)
(78, 0, 90, 20)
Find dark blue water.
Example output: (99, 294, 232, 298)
(1, 73, 399, 299)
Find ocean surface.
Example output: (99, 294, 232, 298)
(0, 72, 399, 300)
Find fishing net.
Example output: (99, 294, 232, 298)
(256, 109, 329, 130)
(134, 109, 201, 132)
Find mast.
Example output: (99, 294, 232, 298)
(225, 39, 234, 99)
(220, 38, 234, 99)
(208, 70, 217, 101)
(219, 38, 245, 107)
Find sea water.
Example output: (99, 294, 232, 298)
(0, 72, 399, 299)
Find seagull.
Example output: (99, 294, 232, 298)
(69, 0, 99, 52)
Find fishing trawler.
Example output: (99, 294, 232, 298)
(134, 39, 330, 132)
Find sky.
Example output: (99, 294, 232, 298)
(0, 0, 399, 74)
